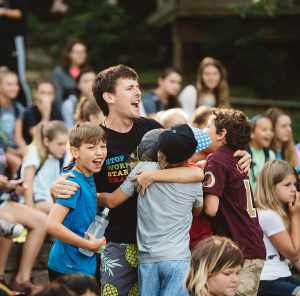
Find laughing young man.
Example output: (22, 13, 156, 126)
(51, 65, 161, 295)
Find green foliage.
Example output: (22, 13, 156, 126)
(27, 1, 170, 71)
(228, 0, 298, 17)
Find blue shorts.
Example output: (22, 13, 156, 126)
(258, 276, 300, 296)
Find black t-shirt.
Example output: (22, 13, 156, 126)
(95, 117, 162, 243)
(22, 104, 63, 144)
(0, 0, 27, 36)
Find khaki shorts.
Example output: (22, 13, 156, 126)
(238, 259, 264, 296)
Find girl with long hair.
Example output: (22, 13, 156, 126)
(185, 236, 244, 296)
(264, 107, 299, 167)
(142, 67, 182, 118)
(52, 40, 89, 108)
(179, 57, 230, 121)
(0, 68, 26, 177)
(256, 160, 300, 296)
(21, 120, 68, 213)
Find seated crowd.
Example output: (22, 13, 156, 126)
(0, 57, 300, 296)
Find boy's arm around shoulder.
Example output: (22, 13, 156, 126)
(98, 188, 130, 209)
(133, 166, 204, 196)
(97, 164, 139, 208)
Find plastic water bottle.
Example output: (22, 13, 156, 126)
(79, 208, 110, 257)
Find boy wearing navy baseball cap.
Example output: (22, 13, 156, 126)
(99, 124, 211, 296)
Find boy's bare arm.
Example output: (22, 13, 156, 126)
(192, 206, 202, 217)
(133, 167, 204, 196)
(46, 204, 104, 251)
(204, 194, 220, 217)
(97, 188, 130, 209)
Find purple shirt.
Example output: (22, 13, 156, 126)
(203, 145, 266, 260)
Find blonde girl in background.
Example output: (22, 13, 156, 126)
(185, 236, 244, 296)
(0, 68, 26, 177)
(256, 160, 300, 296)
(264, 107, 299, 167)
(74, 96, 104, 125)
(179, 57, 230, 121)
(21, 120, 69, 214)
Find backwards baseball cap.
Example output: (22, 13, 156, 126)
(137, 128, 165, 162)
(157, 124, 211, 164)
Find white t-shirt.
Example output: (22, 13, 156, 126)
(21, 145, 61, 203)
(258, 209, 291, 280)
(178, 85, 216, 123)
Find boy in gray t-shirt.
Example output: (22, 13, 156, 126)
(100, 124, 211, 296)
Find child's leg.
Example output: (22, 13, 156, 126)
(4, 202, 47, 282)
(5, 151, 21, 177)
(238, 259, 264, 296)
(34, 201, 53, 214)
(0, 237, 12, 276)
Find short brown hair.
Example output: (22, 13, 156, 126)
(212, 108, 252, 151)
(69, 122, 106, 148)
(92, 64, 138, 116)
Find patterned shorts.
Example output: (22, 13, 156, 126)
(101, 242, 139, 296)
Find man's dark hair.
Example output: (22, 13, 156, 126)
(92, 64, 138, 116)
(213, 108, 252, 151)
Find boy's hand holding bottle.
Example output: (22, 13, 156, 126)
(84, 232, 106, 253)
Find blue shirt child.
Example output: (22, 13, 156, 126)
(48, 170, 97, 275)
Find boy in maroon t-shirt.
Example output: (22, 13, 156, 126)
(203, 108, 266, 296)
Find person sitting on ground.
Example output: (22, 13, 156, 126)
(179, 57, 230, 121)
(61, 68, 96, 129)
(21, 121, 69, 214)
(0, 68, 26, 177)
(256, 160, 300, 296)
(264, 107, 299, 167)
(22, 79, 63, 144)
(247, 114, 275, 191)
(0, 174, 47, 294)
(142, 67, 182, 119)
(52, 41, 89, 108)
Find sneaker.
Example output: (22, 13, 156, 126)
(0, 219, 24, 239)
(9, 280, 43, 295)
